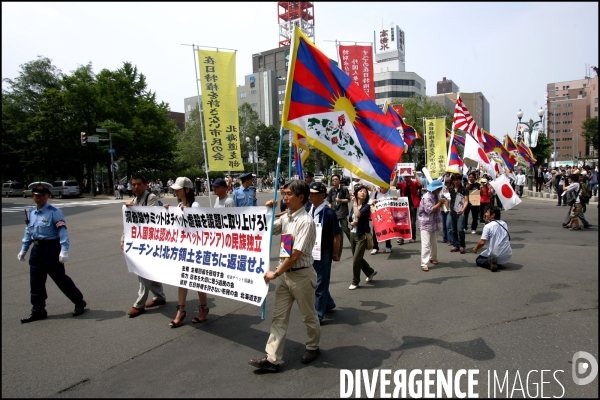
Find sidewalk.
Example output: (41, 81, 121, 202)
(522, 189, 598, 203)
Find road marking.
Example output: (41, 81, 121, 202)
(2, 199, 128, 213)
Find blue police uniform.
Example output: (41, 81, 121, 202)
(233, 173, 257, 207)
(233, 185, 257, 207)
(21, 200, 84, 317)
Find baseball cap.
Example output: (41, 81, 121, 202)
(171, 177, 193, 190)
(309, 182, 327, 194)
(211, 178, 227, 188)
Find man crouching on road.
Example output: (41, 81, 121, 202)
(472, 206, 512, 272)
(248, 180, 320, 372)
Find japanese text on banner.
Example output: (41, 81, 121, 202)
(425, 118, 447, 179)
(338, 45, 375, 100)
(122, 205, 271, 306)
(371, 197, 412, 241)
(198, 49, 244, 171)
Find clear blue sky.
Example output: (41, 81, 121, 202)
(2, 2, 598, 140)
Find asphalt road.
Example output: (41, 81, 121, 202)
(1, 191, 598, 398)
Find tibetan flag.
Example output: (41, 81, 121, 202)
(282, 26, 404, 188)
(384, 102, 402, 128)
(518, 142, 535, 167)
(505, 134, 519, 153)
(446, 132, 464, 174)
(482, 131, 516, 170)
(451, 132, 465, 147)
(400, 119, 420, 150)
(446, 128, 452, 139)
(489, 173, 521, 211)
(293, 131, 310, 165)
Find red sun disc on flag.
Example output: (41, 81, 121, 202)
(477, 148, 490, 163)
(501, 184, 513, 198)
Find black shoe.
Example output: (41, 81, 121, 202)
(584, 224, 592, 228)
(301, 349, 320, 364)
(73, 300, 87, 316)
(248, 355, 279, 372)
(21, 312, 48, 324)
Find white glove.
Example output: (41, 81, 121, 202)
(17, 251, 27, 262)
(59, 251, 69, 263)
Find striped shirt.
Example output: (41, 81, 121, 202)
(273, 206, 316, 268)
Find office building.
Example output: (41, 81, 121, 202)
(428, 90, 490, 133)
(546, 71, 599, 164)
(372, 24, 426, 107)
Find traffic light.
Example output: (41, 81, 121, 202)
(80, 132, 87, 146)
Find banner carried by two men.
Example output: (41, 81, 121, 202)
(197, 49, 244, 171)
(122, 205, 271, 306)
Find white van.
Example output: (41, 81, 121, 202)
(2, 181, 24, 197)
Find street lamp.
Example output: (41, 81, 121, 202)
(254, 135, 260, 177)
(245, 136, 260, 178)
(516, 107, 545, 190)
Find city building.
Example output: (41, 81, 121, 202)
(372, 24, 427, 108)
(546, 71, 599, 165)
(166, 111, 185, 132)
(437, 77, 458, 95)
(428, 90, 490, 133)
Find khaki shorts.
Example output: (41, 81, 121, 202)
(570, 203, 582, 220)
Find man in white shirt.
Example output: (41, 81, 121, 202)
(472, 206, 512, 272)
(515, 170, 526, 198)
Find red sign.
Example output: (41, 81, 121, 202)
(371, 198, 412, 242)
(339, 45, 375, 100)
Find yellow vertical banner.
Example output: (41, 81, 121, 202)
(425, 118, 447, 179)
(198, 49, 244, 171)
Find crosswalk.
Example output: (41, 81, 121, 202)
(2, 199, 128, 213)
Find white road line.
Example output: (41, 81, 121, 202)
(2, 200, 127, 213)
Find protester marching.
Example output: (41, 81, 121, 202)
(15, 26, 597, 384)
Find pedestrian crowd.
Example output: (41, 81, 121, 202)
(16, 163, 595, 372)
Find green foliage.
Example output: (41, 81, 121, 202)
(2, 57, 178, 186)
(581, 117, 598, 150)
(530, 132, 553, 167)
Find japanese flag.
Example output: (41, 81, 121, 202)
(464, 133, 496, 179)
(489, 174, 521, 211)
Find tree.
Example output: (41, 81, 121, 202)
(2, 56, 63, 182)
(175, 108, 206, 169)
(530, 131, 553, 167)
(581, 117, 598, 151)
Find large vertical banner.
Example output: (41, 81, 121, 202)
(198, 49, 244, 171)
(338, 45, 375, 100)
(122, 205, 271, 306)
(425, 118, 447, 179)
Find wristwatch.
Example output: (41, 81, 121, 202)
(273, 270, 280, 278)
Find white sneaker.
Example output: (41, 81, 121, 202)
(370, 249, 378, 255)
(349, 284, 358, 290)
(366, 270, 378, 282)
(409, 239, 415, 243)
(385, 248, 392, 253)
(471, 230, 476, 234)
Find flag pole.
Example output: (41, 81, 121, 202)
(190, 44, 213, 207)
(288, 130, 293, 179)
(261, 126, 285, 319)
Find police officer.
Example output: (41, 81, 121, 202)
(18, 182, 87, 323)
(233, 172, 257, 207)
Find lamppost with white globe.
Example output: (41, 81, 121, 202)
(516, 107, 544, 190)
(245, 136, 260, 178)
